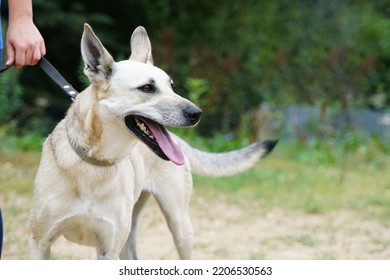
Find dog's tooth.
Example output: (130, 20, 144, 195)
(135, 117, 155, 140)
(143, 129, 154, 139)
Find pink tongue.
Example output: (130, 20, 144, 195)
(140, 118, 185, 166)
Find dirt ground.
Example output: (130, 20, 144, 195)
(1, 192, 390, 260)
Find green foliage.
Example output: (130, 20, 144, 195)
(0, 67, 46, 150)
(1, 0, 389, 137)
(0, 125, 44, 151)
(185, 78, 209, 108)
(0, 69, 23, 124)
(0, 63, 53, 149)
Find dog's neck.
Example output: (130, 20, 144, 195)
(66, 123, 116, 167)
(64, 85, 143, 167)
(65, 89, 117, 167)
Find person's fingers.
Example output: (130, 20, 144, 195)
(6, 42, 45, 67)
(5, 22, 46, 67)
(15, 54, 26, 68)
(5, 41, 15, 67)
(24, 46, 34, 66)
(31, 46, 43, 65)
(40, 40, 46, 57)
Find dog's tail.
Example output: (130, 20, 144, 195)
(172, 134, 278, 177)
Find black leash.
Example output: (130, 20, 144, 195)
(0, 65, 12, 73)
(0, 58, 79, 101)
(38, 58, 79, 101)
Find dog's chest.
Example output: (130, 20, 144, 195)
(61, 164, 135, 246)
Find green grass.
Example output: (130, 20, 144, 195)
(1, 133, 389, 222)
(0, 149, 39, 195)
(193, 140, 390, 219)
(0, 127, 43, 195)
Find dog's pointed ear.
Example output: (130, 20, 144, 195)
(81, 23, 115, 83)
(129, 26, 154, 65)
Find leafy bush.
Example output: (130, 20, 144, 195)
(2, 0, 389, 136)
(0, 69, 23, 124)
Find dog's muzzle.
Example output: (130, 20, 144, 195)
(124, 105, 202, 166)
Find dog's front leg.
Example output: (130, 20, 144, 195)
(28, 236, 51, 260)
(153, 190, 193, 260)
(94, 223, 128, 260)
(96, 242, 120, 260)
(96, 251, 117, 260)
(120, 191, 151, 260)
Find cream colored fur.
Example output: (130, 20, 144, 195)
(29, 24, 276, 260)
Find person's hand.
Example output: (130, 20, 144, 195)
(5, 17, 46, 67)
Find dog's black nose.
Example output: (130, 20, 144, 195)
(185, 106, 202, 125)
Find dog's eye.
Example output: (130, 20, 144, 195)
(170, 79, 175, 88)
(138, 84, 156, 93)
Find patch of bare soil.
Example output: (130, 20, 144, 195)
(1, 192, 389, 259)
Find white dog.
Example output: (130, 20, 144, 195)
(29, 24, 277, 259)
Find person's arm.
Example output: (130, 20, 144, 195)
(6, 0, 46, 67)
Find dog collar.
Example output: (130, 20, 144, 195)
(66, 128, 115, 167)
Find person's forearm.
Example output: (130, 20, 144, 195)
(8, 0, 34, 22)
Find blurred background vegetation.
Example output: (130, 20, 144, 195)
(0, 0, 389, 144)
(1, 2, 390, 259)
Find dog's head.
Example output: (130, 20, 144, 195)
(80, 24, 202, 165)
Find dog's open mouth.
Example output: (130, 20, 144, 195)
(124, 115, 185, 166)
